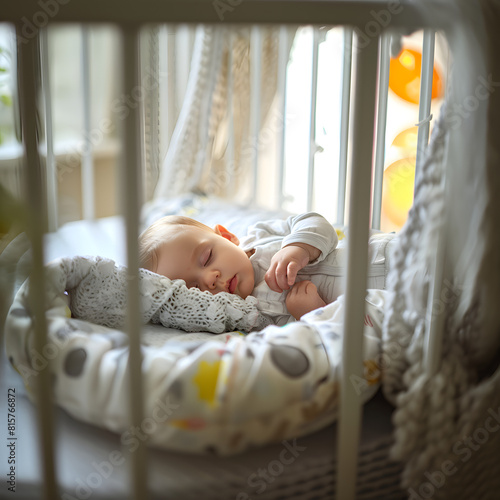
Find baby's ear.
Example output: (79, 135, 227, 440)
(214, 224, 240, 245)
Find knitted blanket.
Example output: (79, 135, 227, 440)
(58, 256, 271, 333)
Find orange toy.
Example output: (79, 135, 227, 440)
(389, 48, 443, 104)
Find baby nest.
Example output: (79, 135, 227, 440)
(4, 254, 385, 455)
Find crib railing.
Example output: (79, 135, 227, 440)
(3, 1, 458, 499)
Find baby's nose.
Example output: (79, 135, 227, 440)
(207, 270, 221, 290)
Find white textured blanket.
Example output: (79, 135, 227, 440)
(61, 256, 272, 333)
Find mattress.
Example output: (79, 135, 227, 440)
(44, 215, 128, 266)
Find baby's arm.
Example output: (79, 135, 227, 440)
(286, 280, 327, 320)
(260, 213, 337, 293)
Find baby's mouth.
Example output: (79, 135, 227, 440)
(228, 275, 238, 294)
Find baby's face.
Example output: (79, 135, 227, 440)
(153, 225, 255, 299)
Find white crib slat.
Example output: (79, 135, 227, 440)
(250, 25, 262, 203)
(81, 26, 95, 221)
(276, 25, 290, 208)
(306, 27, 320, 212)
(166, 25, 177, 143)
(144, 26, 161, 201)
(337, 34, 379, 500)
(226, 30, 236, 196)
(424, 227, 447, 375)
(120, 25, 149, 500)
(337, 27, 353, 226)
(40, 28, 58, 232)
(420, 32, 441, 375)
(17, 27, 59, 500)
(177, 25, 192, 104)
(415, 30, 435, 186)
(371, 33, 390, 230)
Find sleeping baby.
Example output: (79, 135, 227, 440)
(139, 212, 395, 324)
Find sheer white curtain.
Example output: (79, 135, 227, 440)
(154, 25, 293, 204)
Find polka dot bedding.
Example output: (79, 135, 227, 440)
(5, 252, 385, 455)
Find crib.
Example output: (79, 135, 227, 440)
(1, 0, 500, 499)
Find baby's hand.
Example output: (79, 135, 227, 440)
(265, 244, 311, 293)
(286, 280, 326, 320)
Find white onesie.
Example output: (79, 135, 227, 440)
(239, 212, 396, 325)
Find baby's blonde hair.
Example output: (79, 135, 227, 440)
(139, 215, 213, 271)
